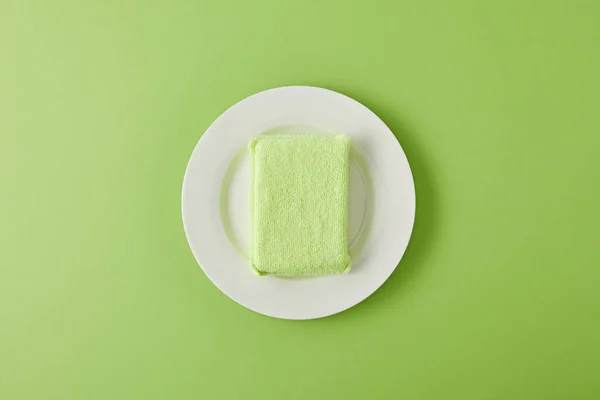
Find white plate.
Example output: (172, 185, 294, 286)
(182, 86, 415, 320)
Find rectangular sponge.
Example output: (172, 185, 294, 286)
(249, 135, 352, 276)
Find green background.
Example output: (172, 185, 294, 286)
(2, 1, 599, 398)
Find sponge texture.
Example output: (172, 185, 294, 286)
(249, 135, 351, 276)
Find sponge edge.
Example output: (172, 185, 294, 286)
(248, 134, 352, 276)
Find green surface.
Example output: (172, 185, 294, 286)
(1, 0, 599, 398)
(250, 135, 351, 276)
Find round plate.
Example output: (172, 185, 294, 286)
(182, 86, 415, 319)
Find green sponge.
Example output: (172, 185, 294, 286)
(248, 135, 352, 276)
